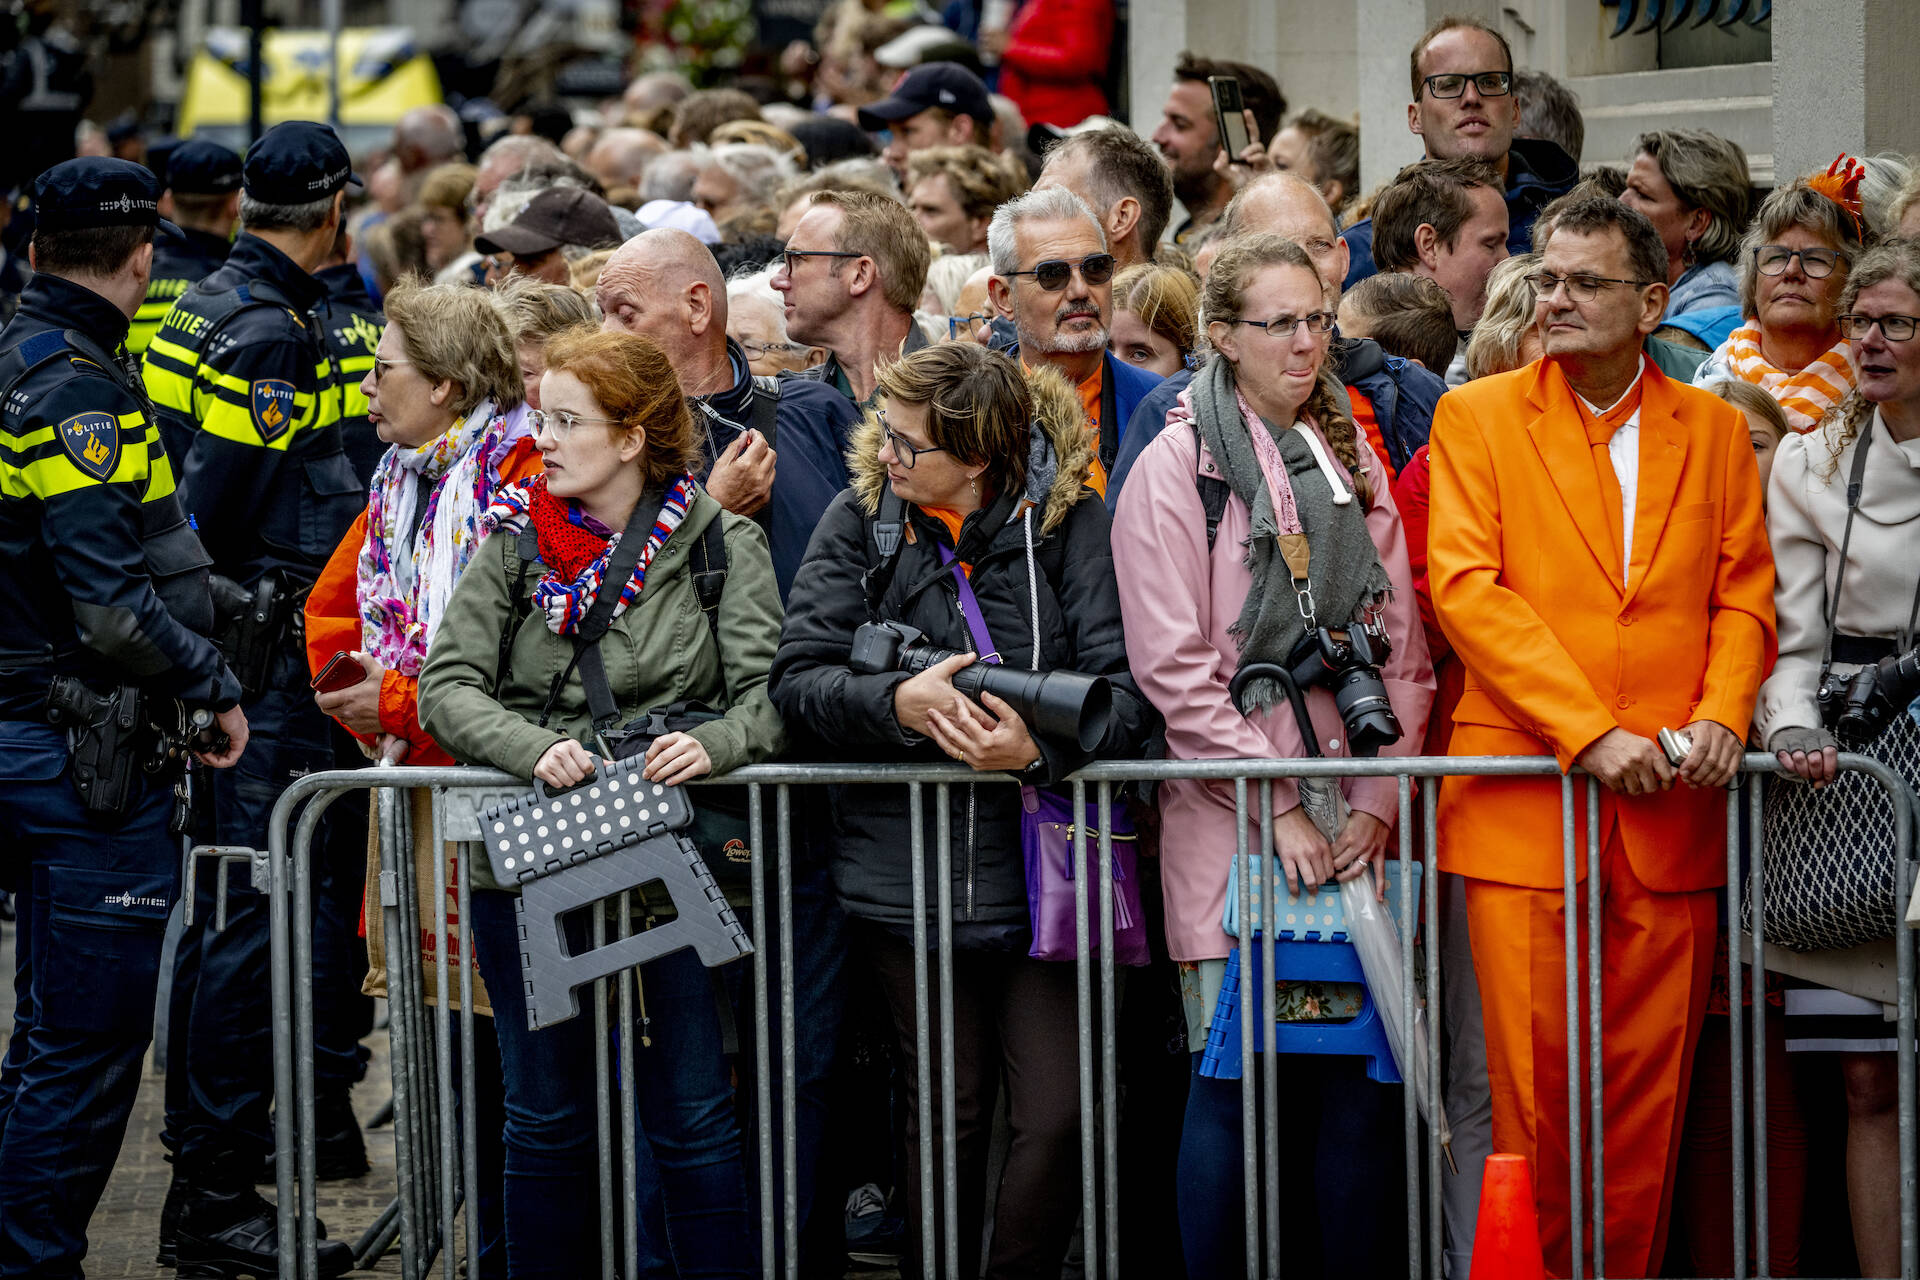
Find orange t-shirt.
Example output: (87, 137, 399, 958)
(1345, 387, 1394, 481)
(922, 506, 972, 576)
(1023, 358, 1108, 498)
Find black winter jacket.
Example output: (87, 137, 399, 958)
(770, 366, 1153, 945)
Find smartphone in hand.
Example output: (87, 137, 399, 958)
(312, 650, 367, 694)
(1209, 76, 1253, 162)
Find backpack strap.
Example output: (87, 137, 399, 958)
(747, 374, 780, 453)
(690, 516, 728, 648)
(493, 525, 539, 698)
(1191, 421, 1232, 551)
(863, 488, 908, 618)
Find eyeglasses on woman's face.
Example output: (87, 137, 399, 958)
(1754, 244, 1848, 279)
(876, 409, 947, 470)
(1839, 312, 1920, 342)
(1004, 253, 1116, 292)
(1221, 311, 1337, 339)
(371, 357, 414, 385)
(529, 407, 619, 442)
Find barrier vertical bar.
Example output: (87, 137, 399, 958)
(1098, 781, 1120, 1279)
(1235, 777, 1258, 1279)
(376, 786, 423, 1277)
(1398, 776, 1419, 1277)
(1073, 778, 1098, 1278)
(908, 783, 936, 1271)
(1892, 763, 1917, 1280)
(593, 905, 614, 1280)
(1748, 778, 1769, 1279)
(455, 834, 480, 1280)
(1258, 778, 1279, 1278)
(617, 895, 639, 1280)
(748, 783, 775, 1280)
(393, 790, 442, 1268)
(432, 807, 457, 1279)
(270, 796, 298, 1277)
(1561, 773, 1584, 1280)
(1725, 782, 1747, 1280)
(293, 800, 323, 1280)
(777, 785, 799, 1279)
(934, 783, 959, 1280)
(1586, 775, 1604, 1280)
(1423, 776, 1444, 1275)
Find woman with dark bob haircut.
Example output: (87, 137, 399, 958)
(770, 341, 1153, 1279)
(419, 327, 787, 1278)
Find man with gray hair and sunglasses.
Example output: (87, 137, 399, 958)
(987, 185, 1164, 498)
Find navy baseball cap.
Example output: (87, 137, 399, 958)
(242, 121, 362, 204)
(166, 139, 243, 195)
(857, 62, 994, 132)
(34, 158, 181, 237)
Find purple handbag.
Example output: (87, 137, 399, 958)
(938, 539, 1148, 965)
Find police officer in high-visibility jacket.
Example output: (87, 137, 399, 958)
(0, 156, 248, 1278)
(142, 121, 362, 1278)
(126, 139, 240, 371)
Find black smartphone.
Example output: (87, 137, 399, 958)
(1209, 75, 1253, 163)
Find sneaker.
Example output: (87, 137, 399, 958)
(844, 1182, 905, 1267)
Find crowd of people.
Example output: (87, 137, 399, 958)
(3, 7, 1920, 1280)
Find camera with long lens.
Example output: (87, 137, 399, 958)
(1818, 645, 1920, 749)
(848, 620, 1114, 752)
(1279, 621, 1402, 756)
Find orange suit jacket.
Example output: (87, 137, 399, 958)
(1426, 358, 1776, 892)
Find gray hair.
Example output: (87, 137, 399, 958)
(987, 186, 1105, 277)
(1513, 70, 1584, 165)
(924, 251, 989, 315)
(640, 149, 703, 204)
(703, 143, 798, 211)
(725, 267, 794, 342)
(240, 191, 337, 234)
(1858, 152, 1913, 241)
(1737, 178, 1867, 317)
(1631, 128, 1752, 265)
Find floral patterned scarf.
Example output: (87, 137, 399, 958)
(482, 472, 699, 635)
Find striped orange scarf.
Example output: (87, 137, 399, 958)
(1725, 322, 1855, 434)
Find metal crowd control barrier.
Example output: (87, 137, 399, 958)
(265, 754, 1919, 1280)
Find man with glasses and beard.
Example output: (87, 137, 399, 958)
(986, 186, 1163, 499)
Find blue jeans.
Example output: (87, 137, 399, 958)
(469, 888, 755, 1279)
(0, 722, 177, 1277)
(1177, 1051, 1404, 1278)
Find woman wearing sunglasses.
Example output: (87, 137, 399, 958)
(1111, 234, 1433, 1277)
(1693, 163, 1869, 433)
(770, 341, 1152, 1279)
(418, 328, 786, 1278)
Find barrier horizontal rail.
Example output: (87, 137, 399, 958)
(262, 753, 1917, 1280)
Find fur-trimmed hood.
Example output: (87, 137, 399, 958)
(846, 361, 1096, 536)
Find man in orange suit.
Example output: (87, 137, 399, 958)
(1427, 196, 1776, 1278)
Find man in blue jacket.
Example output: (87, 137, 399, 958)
(1340, 15, 1575, 291)
(986, 185, 1161, 499)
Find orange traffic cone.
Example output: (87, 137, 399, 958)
(1469, 1153, 1545, 1280)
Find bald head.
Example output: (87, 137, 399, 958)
(625, 71, 693, 114)
(588, 128, 668, 190)
(596, 229, 727, 360)
(1213, 172, 1350, 304)
(395, 105, 462, 172)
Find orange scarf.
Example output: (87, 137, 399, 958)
(1725, 322, 1854, 434)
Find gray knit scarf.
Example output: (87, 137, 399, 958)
(1189, 354, 1393, 710)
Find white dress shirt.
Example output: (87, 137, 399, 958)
(1576, 356, 1647, 587)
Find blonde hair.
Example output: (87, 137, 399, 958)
(1710, 377, 1791, 443)
(1112, 263, 1199, 364)
(490, 274, 596, 348)
(383, 278, 523, 415)
(418, 163, 477, 214)
(1465, 252, 1542, 380)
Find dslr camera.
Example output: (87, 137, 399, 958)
(1818, 645, 1920, 749)
(848, 620, 1113, 752)
(1230, 620, 1402, 757)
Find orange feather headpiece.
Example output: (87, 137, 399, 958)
(1806, 153, 1867, 243)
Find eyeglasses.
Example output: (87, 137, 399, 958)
(782, 249, 862, 274)
(372, 357, 413, 385)
(740, 340, 805, 358)
(1839, 312, 1920, 342)
(947, 311, 992, 340)
(876, 410, 946, 470)
(1419, 70, 1513, 100)
(1004, 253, 1116, 292)
(1523, 271, 1654, 302)
(1222, 311, 1337, 338)
(1755, 245, 1848, 278)
(529, 408, 619, 441)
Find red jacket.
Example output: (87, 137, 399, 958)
(996, 0, 1112, 128)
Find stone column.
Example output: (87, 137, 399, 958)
(1355, 0, 1430, 192)
(1773, 0, 1920, 186)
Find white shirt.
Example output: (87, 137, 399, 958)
(1576, 356, 1647, 587)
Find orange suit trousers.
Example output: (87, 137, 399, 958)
(1465, 827, 1717, 1279)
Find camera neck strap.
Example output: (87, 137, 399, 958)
(1813, 420, 1920, 680)
(936, 542, 1003, 667)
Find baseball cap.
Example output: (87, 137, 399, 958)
(637, 199, 721, 246)
(243, 121, 361, 204)
(166, 139, 244, 195)
(34, 157, 181, 238)
(475, 187, 623, 257)
(857, 62, 993, 132)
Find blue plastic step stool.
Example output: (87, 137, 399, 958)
(1199, 859, 1422, 1084)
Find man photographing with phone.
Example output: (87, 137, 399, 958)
(1151, 52, 1285, 244)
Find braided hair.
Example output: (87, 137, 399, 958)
(1201, 233, 1374, 505)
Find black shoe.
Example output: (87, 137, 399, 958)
(173, 1184, 354, 1279)
(253, 1093, 370, 1185)
(157, 1170, 187, 1266)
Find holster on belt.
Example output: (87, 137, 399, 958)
(210, 570, 310, 697)
(44, 675, 146, 818)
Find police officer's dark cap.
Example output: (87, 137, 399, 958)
(33, 158, 182, 237)
(166, 139, 243, 195)
(243, 121, 363, 204)
(856, 62, 994, 132)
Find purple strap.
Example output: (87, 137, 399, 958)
(936, 542, 1002, 666)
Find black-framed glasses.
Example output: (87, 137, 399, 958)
(1004, 253, 1116, 292)
(782, 248, 862, 274)
(1223, 311, 1337, 338)
(740, 340, 804, 358)
(1755, 244, 1848, 278)
(1419, 70, 1513, 100)
(529, 408, 619, 441)
(876, 410, 946, 469)
(1839, 312, 1920, 341)
(1523, 271, 1654, 302)
(947, 311, 992, 339)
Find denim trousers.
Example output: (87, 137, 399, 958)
(469, 887, 755, 1279)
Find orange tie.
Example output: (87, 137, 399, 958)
(1578, 382, 1644, 574)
